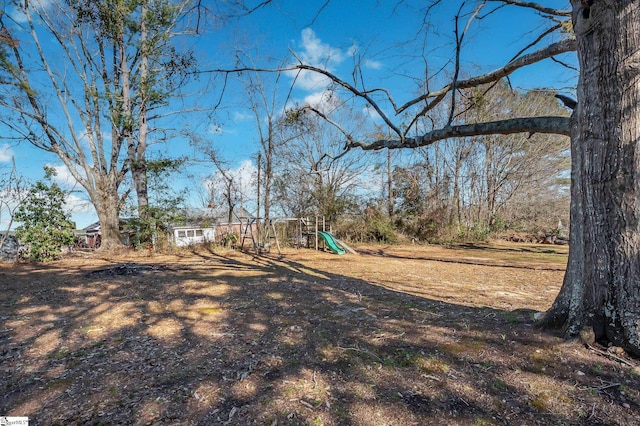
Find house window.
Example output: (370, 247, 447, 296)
(195, 229, 204, 237)
(177, 230, 186, 238)
(187, 230, 195, 237)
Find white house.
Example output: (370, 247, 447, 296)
(167, 207, 255, 247)
(170, 225, 216, 247)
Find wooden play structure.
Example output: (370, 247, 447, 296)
(240, 217, 281, 254)
(240, 216, 356, 255)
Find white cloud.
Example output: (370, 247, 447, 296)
(64, 192, 94, 214)
(298, 28, 345, 67)
(207, 113, 253, 137)
(235, 159, 257, 188)
(303, 91, 327, 108)
(46, 163, 81, 188)
(303, 90, 342, 115)
(289, 30, 383, 92)
(0, 144, 14, 163)
(288, 29, 349, 92)
(291, 69, 333, 92)
(288, 29, 384, 114)
(364, 59, 383, 70)
(202, 160, 257, 207)
(212, 159, 256, 190)
(233, 111, 254, 122)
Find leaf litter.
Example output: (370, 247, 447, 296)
(1, 242, 639, 425)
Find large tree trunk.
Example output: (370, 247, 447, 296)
(538, 109, 588, 336)
(90, 182, 123, 250)
(542, 1, 640, 356)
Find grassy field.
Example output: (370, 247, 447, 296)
(1, 242, 639, 425)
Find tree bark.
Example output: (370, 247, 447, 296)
(538, 108, 587, 336)
(132, 1, 150, 222)
(541, 1, 640, 356)
(348, 116, 570, 150)
(90, 179, 123, 250)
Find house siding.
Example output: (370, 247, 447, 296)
(172, 227, 216, 247)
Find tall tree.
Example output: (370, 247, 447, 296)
(119, 0, 196, 227)
(0, 0, 196, 248)
(540, 1, 640, 354)
(274, 100, 366, 221)
(242, 69, 286, 224)
(192, 139, 244, 223)
(288, 1, 640, 355)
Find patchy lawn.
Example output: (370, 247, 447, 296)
(1, 242, 639, 425)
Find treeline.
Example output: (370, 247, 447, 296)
(263, 82, 570, 244)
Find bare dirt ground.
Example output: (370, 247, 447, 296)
(1, 242, 639, 425)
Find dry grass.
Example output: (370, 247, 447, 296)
(1, 242, 639, 425)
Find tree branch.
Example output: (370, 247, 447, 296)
(555, 94, 577, 109)
(449, 3, 485, 125)
(485, 0, 571, 17)
(288, 50, 403, 137)
(348, 116, 570, 151)
(397, 36, 577, 113)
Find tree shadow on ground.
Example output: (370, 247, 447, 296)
(0, 248, 638, 425)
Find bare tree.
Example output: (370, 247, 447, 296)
(274, 98, 367, 221)
(460, 81, 570, 229)
(241, 68, 288, 224)
(0, 158, 28, 250)
(192, 140, 244, 223)
(0, 0, 199, 248)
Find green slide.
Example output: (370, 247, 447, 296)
(318, 231, 347, 255)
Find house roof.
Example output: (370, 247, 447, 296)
(81, 217, 137, 233)
(180, 206, 255, 225)
(82, 209, 255, 233)
(82, 221, 101, 232)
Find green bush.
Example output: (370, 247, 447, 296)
(221, 232, 238, 247)
(335, 214, 398, 244)
(366, 218, 397, 243)
(15, 180, 75, 262)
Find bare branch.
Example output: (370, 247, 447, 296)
(555, 94, 577, 109)
(289, 50, 404, 137)
(307, 0, 331, 26)
(298, 105, 356, 162)
(550, 56, 579, 72)
(349, 116, 570, 151)
(449, 2, 485, 125)
(485, 0, 571, 17)
(507, 24, 562, 64)
(398, 36, 577, 114)
(228, 0, 275, 17)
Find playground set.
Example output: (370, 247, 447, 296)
(239, 216, 356, 255)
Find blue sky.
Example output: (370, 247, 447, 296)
(0, 0, 576, 229)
